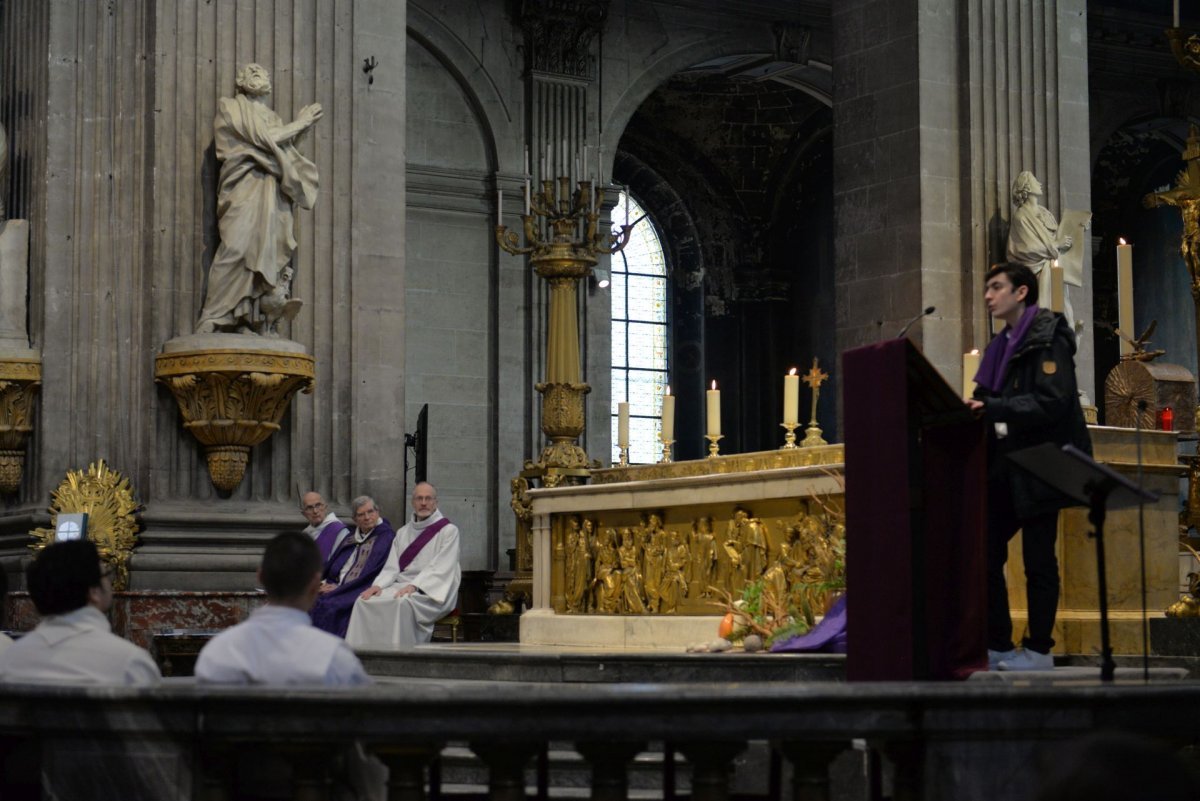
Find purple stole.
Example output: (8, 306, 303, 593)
(313, 519, 348, 564)
(398, 517, 452, 571)
(311, 520, 396, 638)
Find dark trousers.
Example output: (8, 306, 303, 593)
(986, 480, 1061, 654)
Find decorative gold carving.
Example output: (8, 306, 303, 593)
(155, 347, 315, 492)
(29, 460, 140, 590)
(801, 358, 829, 447)
(592, 445, 844, 484)
(0, 357, 41, 494)
(552, 498, 846, 617)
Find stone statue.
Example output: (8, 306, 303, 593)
(196, 63, 322, 336)
(1006, 171, 1073, 312)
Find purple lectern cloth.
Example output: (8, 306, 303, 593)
(311, 520, 396, 638)
(769, 595, 848, 653)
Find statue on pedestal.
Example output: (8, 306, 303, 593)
(1007, 171, 1073, 310)
(196, 63, 322, 335)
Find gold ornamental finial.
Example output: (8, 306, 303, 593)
(801, 358, 828, 448)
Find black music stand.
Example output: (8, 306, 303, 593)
(1008, 443, 1159, 682)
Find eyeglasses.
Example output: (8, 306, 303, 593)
(413, 495, 436, 502)
(302, 503, 326, 512)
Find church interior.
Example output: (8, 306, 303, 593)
(5, 0, 1200, 798)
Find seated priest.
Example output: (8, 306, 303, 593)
(300, 490, 349, 565)
(346, 482, 461, 650)
(196, 532, 370, 685)
(0, 539, 160, 685)
(311, 496, 396, 638)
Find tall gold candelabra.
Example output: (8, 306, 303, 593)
(497, 176, 634, 477)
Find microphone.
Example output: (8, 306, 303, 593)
(896, 306, 936, 339)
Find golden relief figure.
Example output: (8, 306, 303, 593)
(564, 516, 594, 613)
(687, 516, 717, 598)
(617, 528, 647, 614)
(592, 529, 622, 613)
(641, 513, 666, 613)
(658, 531, 690, 614)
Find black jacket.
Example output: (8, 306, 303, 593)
(973, 309, 1092, 519)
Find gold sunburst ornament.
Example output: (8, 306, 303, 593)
(29, 460, 140, 590)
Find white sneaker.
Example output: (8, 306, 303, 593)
(997, 648, 1054, 671)
(988, 648, 1016, 670)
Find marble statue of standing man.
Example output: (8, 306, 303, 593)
(196, 63, 322, 335)
(1006, 171, 1073, 311)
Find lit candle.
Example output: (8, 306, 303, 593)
(962, 349, 981, 400)
(1117, 237, 1134, 356)
(1049, 259, 1065, 313)
(706, 380, 721, 437)
(661, 387, 675, 442)
(617, 402, 630, 448)
(783, 368, 799, 426)
(496, 187, 503, 226)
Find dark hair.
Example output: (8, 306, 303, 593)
(259, 532, 322, 601)
(985, 262, 1039, 306)
(27, 539, 101, 616)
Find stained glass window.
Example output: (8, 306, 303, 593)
(611, 192, 668, 465)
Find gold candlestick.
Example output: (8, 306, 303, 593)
(617, 445, 630, 467)
(801, 357, 829, 448)
(705, 434, 723, 458)
(780, 422, 799, 449)
(659, 439, 674, 464)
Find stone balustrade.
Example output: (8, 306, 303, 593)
(0, 679, 1196, 800)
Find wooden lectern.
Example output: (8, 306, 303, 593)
(843, 338, 987, 680)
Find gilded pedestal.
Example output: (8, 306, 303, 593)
(0, 353, 40, 495)
(155, 335, 314, 492)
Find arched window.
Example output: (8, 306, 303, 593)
(611, 192, 668, 464)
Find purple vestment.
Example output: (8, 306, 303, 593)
(311, 519, 396, 638)
(313, 519, 349, 564)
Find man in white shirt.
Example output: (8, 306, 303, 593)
(0, 539, 160, 685)
(346, 482, 461, 650)
(196, 531, 369, 685)
(300, 491, 349, 565)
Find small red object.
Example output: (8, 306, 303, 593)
(1158, 406, 1174, 431)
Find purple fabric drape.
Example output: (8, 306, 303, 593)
(974, 304, 1039, 394)
(397, 517, 451, 571)
(769, 595, 847, 653)
(313, 520, 348, 565)
(311, 520, 396, 638)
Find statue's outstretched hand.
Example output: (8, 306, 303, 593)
(299, 103, 324, 127)
(1057, 235, 1073, 253)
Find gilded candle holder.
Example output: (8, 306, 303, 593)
(801, 420, 827, 447)
(780, 421, 800, 449)
(705, 434, 723, 458)
(617, 445, 630, 467)
(659, 439, 674, 464)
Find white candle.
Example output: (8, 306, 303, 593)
(497, 187, 502, 226)
(962, 349, 981, 400)
(706, 380, 721, 437)
(1117, 238, 1134, 356)
(1175, 0, 1181, 27)
(624, 188, 630, 225)
(524, 179, 531, 216)
(1049, 260, 1065, 313)
(617, 402, 630, 448)
(661, 387, 675, 442)
(783, 369, 799, 426)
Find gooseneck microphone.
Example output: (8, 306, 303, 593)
(896, 306, 936, 339)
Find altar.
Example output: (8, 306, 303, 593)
(520, 428, 1183, 656)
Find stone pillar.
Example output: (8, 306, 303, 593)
(833, 1, 1092, 397)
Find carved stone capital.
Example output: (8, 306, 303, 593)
(520, 0, 609, 79)
(155, 338, 315, 492)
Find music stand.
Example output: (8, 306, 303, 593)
(1008, 443, 1159, 681)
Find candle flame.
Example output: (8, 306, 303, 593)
(665, 385, 671, 395)
(788, 367, 797, 376)
(970, 348, 979, 355)
(711, 380, 718, 390)
(1052, 259, 1058, 267)
(1119, 237, 1127, 246)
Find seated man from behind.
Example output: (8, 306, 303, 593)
(311, 496, 396, 638)
(346, 482, 461, 650)
(0, 539, 160, 685)
(196, 532, 369, 685)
